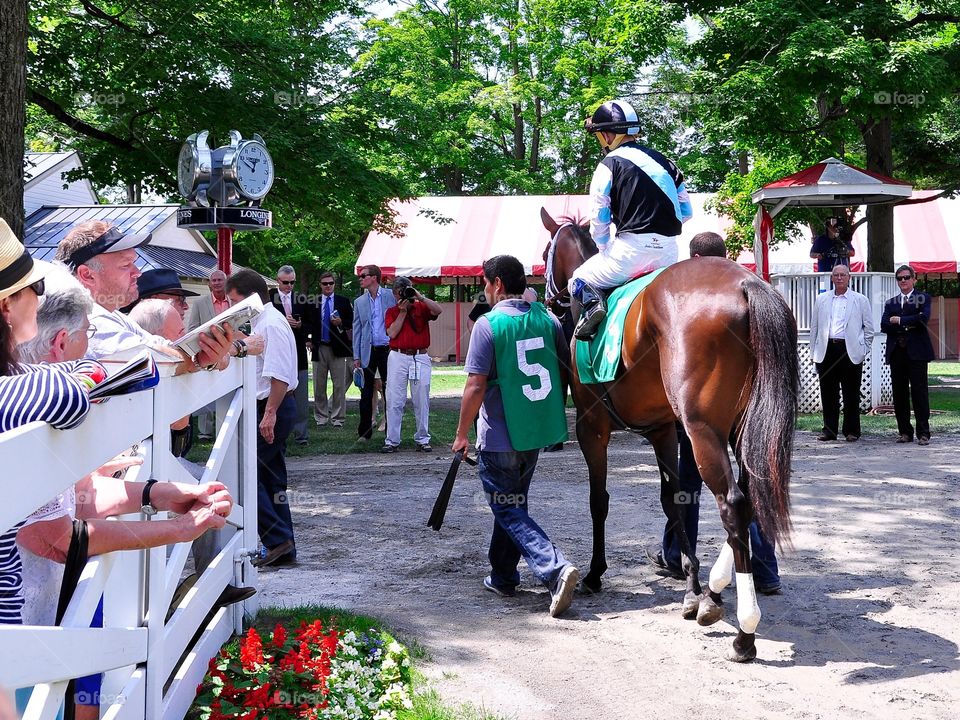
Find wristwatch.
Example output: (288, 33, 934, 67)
(141, 479, 159, 516)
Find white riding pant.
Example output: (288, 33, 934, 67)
(570, 232, 678, 290)
(386, 350, 432, 446)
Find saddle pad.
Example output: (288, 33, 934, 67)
(575, 267, 666, 384)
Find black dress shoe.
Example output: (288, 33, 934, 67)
(215, 585, 257, 609)
(644, 546, 685, 580)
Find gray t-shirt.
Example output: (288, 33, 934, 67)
(464, 299, 569, 452)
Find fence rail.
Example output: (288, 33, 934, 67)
(0, 358, 259, 720)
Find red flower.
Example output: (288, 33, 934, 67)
(272, 623, 288, 648)
(240, 628, 264, 671)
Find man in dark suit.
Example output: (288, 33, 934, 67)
(308, 271, 354, 427)
(880, 264, 935, 445)
(270, 265, 311, 445)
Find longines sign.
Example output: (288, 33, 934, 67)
(177, 206, 272, 231)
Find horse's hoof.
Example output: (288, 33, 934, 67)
(579, 574, 602, 594)
(697, 593, 724, 626)
(726, 632, 757, 663)
(681, 592, 700, 619)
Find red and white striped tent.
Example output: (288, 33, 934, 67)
(358, 191, 960, 279)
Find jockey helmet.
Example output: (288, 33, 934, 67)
(584, 99, 640, 151)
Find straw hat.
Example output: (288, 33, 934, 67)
(0, 219, 51, 302)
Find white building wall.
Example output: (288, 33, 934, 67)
(24, 155, 98, 216)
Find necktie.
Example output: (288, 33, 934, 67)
(282, 292, 291, 316)
(322, 297, 330, 342)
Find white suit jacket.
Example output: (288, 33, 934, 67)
(809, 288, 874, 365)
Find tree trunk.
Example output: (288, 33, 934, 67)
(126, 181, 142, 204)
(529, 97, 541, 174)
(863, 116, 895, 271)
(0, 1, 27, 239)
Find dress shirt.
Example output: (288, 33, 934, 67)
(252, 304, 298, 400)
(829, 292, 848, 339)
(88, 303, 171, 360)
(278, 290, 293, 317)
(212, 295, 231, 315)
(900, 292, 913, 308)
(370, 291, 390, 346)
(321, 295, 332, 342)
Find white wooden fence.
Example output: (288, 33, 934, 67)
(771, 272, 897, 412)
(0, 358, 259, 719)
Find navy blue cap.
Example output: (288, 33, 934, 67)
(137, 268, 199, 299)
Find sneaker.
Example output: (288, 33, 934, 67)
(380, 443, 398, 453)
(549, 565, 579, 617)
(483, 575, 516, 597)
(416, 442, 432, 453)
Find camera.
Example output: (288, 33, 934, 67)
(400, 286, 416, 301)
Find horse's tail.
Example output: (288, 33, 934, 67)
(738, 278, 799, 548)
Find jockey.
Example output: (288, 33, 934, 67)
(571, 98, 693, 339)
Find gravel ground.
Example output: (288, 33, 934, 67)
(258, 426, 960, 720)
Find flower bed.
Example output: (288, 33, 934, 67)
(193, 618, 413, 719)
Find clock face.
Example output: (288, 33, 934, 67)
(177, 141, 197, 198)
(235, 141, 274, 199)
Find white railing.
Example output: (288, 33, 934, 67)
(0, 358, 259, 720)
(770, 272, 896, 412)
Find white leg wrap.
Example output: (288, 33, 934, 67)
(708, 542, 734, 594)
(736, 572, 762, 634)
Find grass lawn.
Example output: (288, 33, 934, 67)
(187, 361, 959, 460)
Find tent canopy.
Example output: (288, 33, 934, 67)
(751, 157, 913, 209)
(358, 191, 960, 280)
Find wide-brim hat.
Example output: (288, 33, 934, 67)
(64, 225, 152, 271)
(0, 219, 53, 301)
(137, 268, 200, 299)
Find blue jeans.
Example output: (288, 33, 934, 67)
(478, 449, 568, 591)
(256, 394, 297, 551)
(663, 428, 780, 589)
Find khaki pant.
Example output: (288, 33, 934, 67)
(313, 345, 350, 425)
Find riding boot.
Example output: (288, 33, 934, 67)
(572, 279, 607, 340)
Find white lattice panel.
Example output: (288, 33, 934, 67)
(797, 340, 892, 413)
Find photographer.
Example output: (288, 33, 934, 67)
(381, 277, 442, 453)
(810, 216, 856, 273)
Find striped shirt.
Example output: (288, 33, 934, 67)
(0, 361, 98, 624)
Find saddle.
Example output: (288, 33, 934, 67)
(575, 268, 665, 384)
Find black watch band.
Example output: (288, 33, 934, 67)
(141, 479, 159, 515)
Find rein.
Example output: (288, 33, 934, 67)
(545, 223, 573, 310)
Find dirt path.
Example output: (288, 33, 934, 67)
(258, 429, 960, 720)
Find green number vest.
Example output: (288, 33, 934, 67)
(487, 302, 568, 451)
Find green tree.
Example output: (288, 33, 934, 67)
(683, 1, 960, 269)
(25, 0, 405, 276)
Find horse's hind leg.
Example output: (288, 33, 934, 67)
(575, 386, 612, 593)
(647, 424, 702, 619)
(697, 434, 759, 662)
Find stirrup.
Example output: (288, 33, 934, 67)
(574, 304, 606, 340)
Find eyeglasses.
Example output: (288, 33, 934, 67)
(896, 275, 912, 281)
(84, 324, 96, 338)
(358, 273, 370, 279)
(28, 279, 45, 297)
(279, 279, 296, 285)
(320, 281, 335, 286)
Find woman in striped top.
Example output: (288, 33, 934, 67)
(0, 223, 96, 625)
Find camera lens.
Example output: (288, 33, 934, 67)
(402, 286, 416, 300)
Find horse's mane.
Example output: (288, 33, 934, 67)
(557, 214, 597, 259)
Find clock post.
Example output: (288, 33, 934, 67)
(176, 130, 275, 274)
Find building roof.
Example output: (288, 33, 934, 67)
(24, 152, 78, 186)
(24, 203, 264, 281)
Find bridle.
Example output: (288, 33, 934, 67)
(544, 222, 573, 312)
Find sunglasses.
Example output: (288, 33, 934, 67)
(358, 273, 370, 279)
(896, 275, 912, 281)
(29, 278, 45, 296)
(279, 279, 296, 285)
(320, 281, 335, 286)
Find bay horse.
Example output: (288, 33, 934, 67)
(541, 208, 798, 662)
